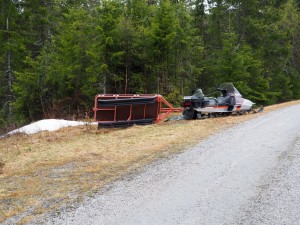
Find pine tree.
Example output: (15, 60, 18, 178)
(0, 0, 26, 128)
(149, 0, 177, 94)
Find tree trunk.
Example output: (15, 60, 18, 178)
(6, 15, 13, 117)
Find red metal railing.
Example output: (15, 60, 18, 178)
(156, 95, 182, 122)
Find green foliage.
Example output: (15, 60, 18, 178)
(0, 0, 300, 127)
(204, 32, 270, 104)
(165, 89, 183, 107)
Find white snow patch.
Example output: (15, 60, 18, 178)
(5, 119, 97, 136)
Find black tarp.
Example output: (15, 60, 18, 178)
(97, 97, 157, 107)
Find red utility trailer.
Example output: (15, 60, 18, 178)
(93, 94, 182, 127)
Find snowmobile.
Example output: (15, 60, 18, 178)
(182, 83, 256, 119)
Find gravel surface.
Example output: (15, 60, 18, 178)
(35, 104, 300, 225)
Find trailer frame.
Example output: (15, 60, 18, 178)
(93, 94, 182, 127)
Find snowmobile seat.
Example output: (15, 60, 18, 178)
(217, 96, 231, 106)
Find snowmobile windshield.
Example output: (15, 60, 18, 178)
(218, 83, 242, 97)
(192, 89, 204, 98)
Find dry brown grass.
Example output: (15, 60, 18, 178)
(1, 100, 299, 224)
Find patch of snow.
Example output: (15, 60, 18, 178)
(5, 119, 97, 136)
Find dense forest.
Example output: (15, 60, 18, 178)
(1, 0, 300, 131)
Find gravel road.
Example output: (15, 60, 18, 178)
(40, 104, 300, 225)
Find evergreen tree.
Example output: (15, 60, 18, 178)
(0, 0, 26, 128)
(12, 0, 59, 121)
(149, 0, 177, 94)
(172, 1, 203, 95)
(93, 0, 124, 93)
(1, 0, 299, 127)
